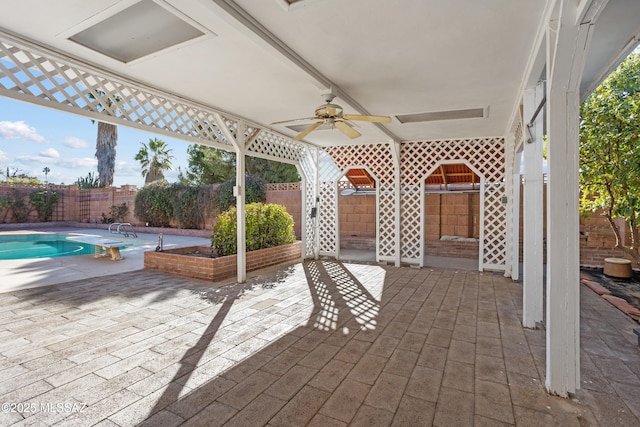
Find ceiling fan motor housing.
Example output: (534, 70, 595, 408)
(315, 103, 343, 119)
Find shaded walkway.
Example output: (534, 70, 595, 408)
(0, 261, 638, 425)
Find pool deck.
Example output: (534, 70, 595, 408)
(0, 227, 211, 294)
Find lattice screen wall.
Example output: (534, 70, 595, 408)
(401, 138, 506, 269)
(321, 144, 398, 263)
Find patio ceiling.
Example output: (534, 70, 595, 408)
(0, 0, 638, 147)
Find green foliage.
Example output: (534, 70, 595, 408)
(246, 157, 300, 183)
(9, 189, 31, 223)
(134, 182, 217, 228)
(29, 190, 59, 222)
(100, 203, 129, 224)
(211, 203, 295, 256)
(134, 181, 173, 227)
(180, 144, 235, 185)
(168, 183, 216, 229)
(75, 172, 101, 189)
(0, 195, 13, 222)
(580, 51, 640, 261)
(218, 174, 266, 212)
(135, 138, 174, 185)
(180, 144, 300, 186)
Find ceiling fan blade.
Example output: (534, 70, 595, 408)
(343, 114, 392, 123)
(335, 121, 361, 139)
(294, 121, 322, 141)
(271, 117, 317, 125)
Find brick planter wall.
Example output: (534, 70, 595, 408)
(424, 240, 479, 259)
(144, 241, 302, 281)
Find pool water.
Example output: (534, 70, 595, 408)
(0, 234, 96, 260)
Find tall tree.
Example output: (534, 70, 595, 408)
(179, 144, 235, 185)
(135, 138, 174, 184)
(580, 51, 640, 262)
(180, 144, 299, 185)
(89, 90, 120, 187)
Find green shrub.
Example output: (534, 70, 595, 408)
(134, 181, 173, 227)
(75, 172, 101, 189)
(101, 203, 129, 224)
(10, 189, 31, 223)
(211, 203, 295, 256)
(218, 174, 266, 211)
(0, 195, 13, 223)
(29, 190, 59, 222)
(168, 183, 215, 229)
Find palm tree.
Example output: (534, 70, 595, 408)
(96, 122, 117, 187)
(89, 90, 120, 187)
(135, 138, 174, 184)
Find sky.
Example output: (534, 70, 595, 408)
(0, 96, 193, 188)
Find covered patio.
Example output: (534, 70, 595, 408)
(1, 0, 640, 408)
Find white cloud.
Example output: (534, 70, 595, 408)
(63, 136, 89, 149)
(0, 150, 8, 163)
(0, 120, 45, 143)
(57, 157, 97, 168)
(116, 160, 140, 174)
(15, 155, 49, 165)
(40, 148, 60, 158)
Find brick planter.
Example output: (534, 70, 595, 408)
(144, 241, 302, 282)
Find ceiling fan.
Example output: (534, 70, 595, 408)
(271, 93, 392, 141)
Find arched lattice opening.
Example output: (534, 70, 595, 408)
(337, 167, 378, 261)
(423, 162, 482, 266)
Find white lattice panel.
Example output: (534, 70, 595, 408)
(247, 131, 307, 164)
(322, 144, 397, 261)
(318, 181, 338, 256)
(401, 138, 506, 269)
(299, 148, 318, 258)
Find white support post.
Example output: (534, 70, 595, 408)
(522, 84, 545, 328)
(511, 165, 521, 280)
(214, 114, 247, 283)
(545, 2, 592, 395)
(390, 141, 402, 267)
(314, 148, 320, 260)
(235, 150, 246, 283)
(504, 134, 515, 278)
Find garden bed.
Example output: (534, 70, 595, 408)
(144, 241, 302, 282)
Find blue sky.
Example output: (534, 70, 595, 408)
(0, 96, 192, 187)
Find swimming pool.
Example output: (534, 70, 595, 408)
(0, 234, 97, 260)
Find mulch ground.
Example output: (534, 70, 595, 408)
(582, 267, 640, 323)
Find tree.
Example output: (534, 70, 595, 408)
(89, 90, 120, 187)
(246, 157, 300, 183)
(42, 167, 50, 186)
(580, 51, 640, 263)
(96, 122, 117, 187)
(135, 138, 174, 184)
(179, 144, 234, 185)
(179, 144, 299, 185)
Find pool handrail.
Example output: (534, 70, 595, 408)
(108, 222, 138, 238)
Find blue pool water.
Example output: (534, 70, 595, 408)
(0, 234, 96, 260)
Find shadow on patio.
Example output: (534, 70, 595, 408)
(0, 260, 639, 426)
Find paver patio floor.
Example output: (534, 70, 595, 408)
(1, 260, 639, 426)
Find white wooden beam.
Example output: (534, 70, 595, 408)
(522, 83, 545, 328)
(545, 1, 592, 396)
(214, 113, 247, 283)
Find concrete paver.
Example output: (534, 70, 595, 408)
(0, 256, 639, 426)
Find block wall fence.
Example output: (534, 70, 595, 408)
(0, 182, 631, 267)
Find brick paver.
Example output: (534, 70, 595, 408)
(0, 260, 639, 425)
